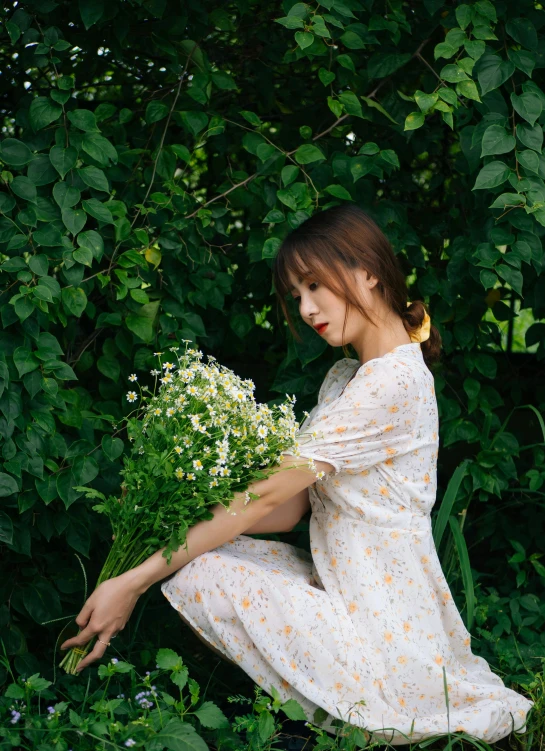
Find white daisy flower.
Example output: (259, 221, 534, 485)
(175, 468, 184, 479)
(150, 369, 161, 376)
(166, 408, 175, 417)
(186, 472, 196, 481)
(174, 446, 183, 455)
(193, 459, 204, 471)
(128, 374, 138, 382)
(126, 391, 138, 402)
(162, 362, 175, 370)
(152, 408, 161, 416)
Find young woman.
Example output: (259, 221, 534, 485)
(61, 204, 533, 745)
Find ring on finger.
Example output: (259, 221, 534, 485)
(97, 638, 111, 646)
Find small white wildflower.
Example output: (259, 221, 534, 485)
(150, 369, 161, 376)
(162, 362, 175, 370)
(193, 459, 204, 471)
(128, 374, 138, 382)
(166, 408, 175, 417)
(126, 391, 138, 403)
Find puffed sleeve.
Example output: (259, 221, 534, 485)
(289, 359, 420, 476)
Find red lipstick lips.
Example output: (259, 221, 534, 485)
(314, 323, 328, 334)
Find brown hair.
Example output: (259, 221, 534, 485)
(272, 204, 442, 369)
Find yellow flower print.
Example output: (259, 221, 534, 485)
(195, 591, 202, 603)
(260, 616, 266, 623)
(421, 555, 429, 564)
(242, 597, 251, 609)
(385, 458, 394, 466)
(281, 678, 290, 689)
(270, 548, 279, 556)
(379, 486, 389, 496)
(365, 366, 373, 375)
(384, 631, 393, 643)
(330, 556, 337, 567)
(284, 625, 293, 635)
(390, 530, 401, 540)
(365, 547, 373, 556)
(442, 591, 452, 602)
(384, 424, 394, 432)
(289, 660, 297, 670)
(384, 574, 393, 584)
(398, 697, 407, 707)
(388, 405, 399, 413)
(335, 682, 343, 690)
(424, 473, 431, 483)
(397, 655, 408, 664)
(435, 655, 443, 665)
(348, 602, 358, 613)
(386, 446, 397, 455)
(464, 637, 471, 646)
(403, 622, 411, 632)
(335, 425, 347, 434)
(353, 673, 361, 682)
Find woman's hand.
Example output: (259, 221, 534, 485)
(60, 571, 141, 672)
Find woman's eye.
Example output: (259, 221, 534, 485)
(292, 282, 318, 302)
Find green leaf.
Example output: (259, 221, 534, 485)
(49, 145, 78, 178)
(338, 90, 364, 118)
(125, 301, 160, 342)
(0, 474, 18, 499)
(0, 138, 33, 167)
(323, 184, 352, 200)
(53, 181, 81, 209)
(81, 133, 118, 165)
(455, 80, 481, 103)
(489, 193, 526, 209)
(496, 263, 523, 295)
(28, 255, 49, 276)
(13, 347, 40, 377)
(456, 4, 473, 30)
(472, 161, 511, 190)
(440, 64, 469, 83)
(62, 208, 87, 235)
(506, 18, 538, 51)
(516, 123, 543, 152)
(82, 198, 114, 224)
(367, 52, 411, 79)
(464, 40, 485, 60)
(414, 90, 438, 113)
(101, 434, 123, 461)
(79, 0, 105, 29)
(193, 701, 230, 729)
(476, 54, 515, 96)
(61, 287, 88, 316)
(404, 111, 425, 131)
(511, 92, 542, 126)
(97, 356, 120, 381)
(294, 31, 314, 50)
(29, 97, 62, 131)
(518, 150, 540, 175)
(78, 166, 109, 193)
(154, 719, 209, 751)
(33, 225, 63, 247)
(68, 109, 100, 132)
(72, 246, 93, 267)
(27, 155, 57, 186)
(293, 145, 325, 164)
(480, 125, 516, 157)
(507, 49, 536, 78)
(145, 101, 169, 124)
(11, 176, 37, 204)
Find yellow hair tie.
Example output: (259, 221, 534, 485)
(407, 301, 431, 344)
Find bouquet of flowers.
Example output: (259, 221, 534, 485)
(59, 341, 311, 674)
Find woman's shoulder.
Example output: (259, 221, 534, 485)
(349, 345, 433, 397)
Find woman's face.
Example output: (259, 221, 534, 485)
(286, 263, 377, 347)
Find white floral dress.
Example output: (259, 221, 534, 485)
(161, 343, 534, 745)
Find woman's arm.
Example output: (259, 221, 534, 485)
(243, 488, 311, 534)
(60, 453, 331, 670)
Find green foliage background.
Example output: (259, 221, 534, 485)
(0, 0, 544, 706)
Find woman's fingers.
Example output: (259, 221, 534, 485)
(60, 618, 102, 651)
(75, 634, 114, 672)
